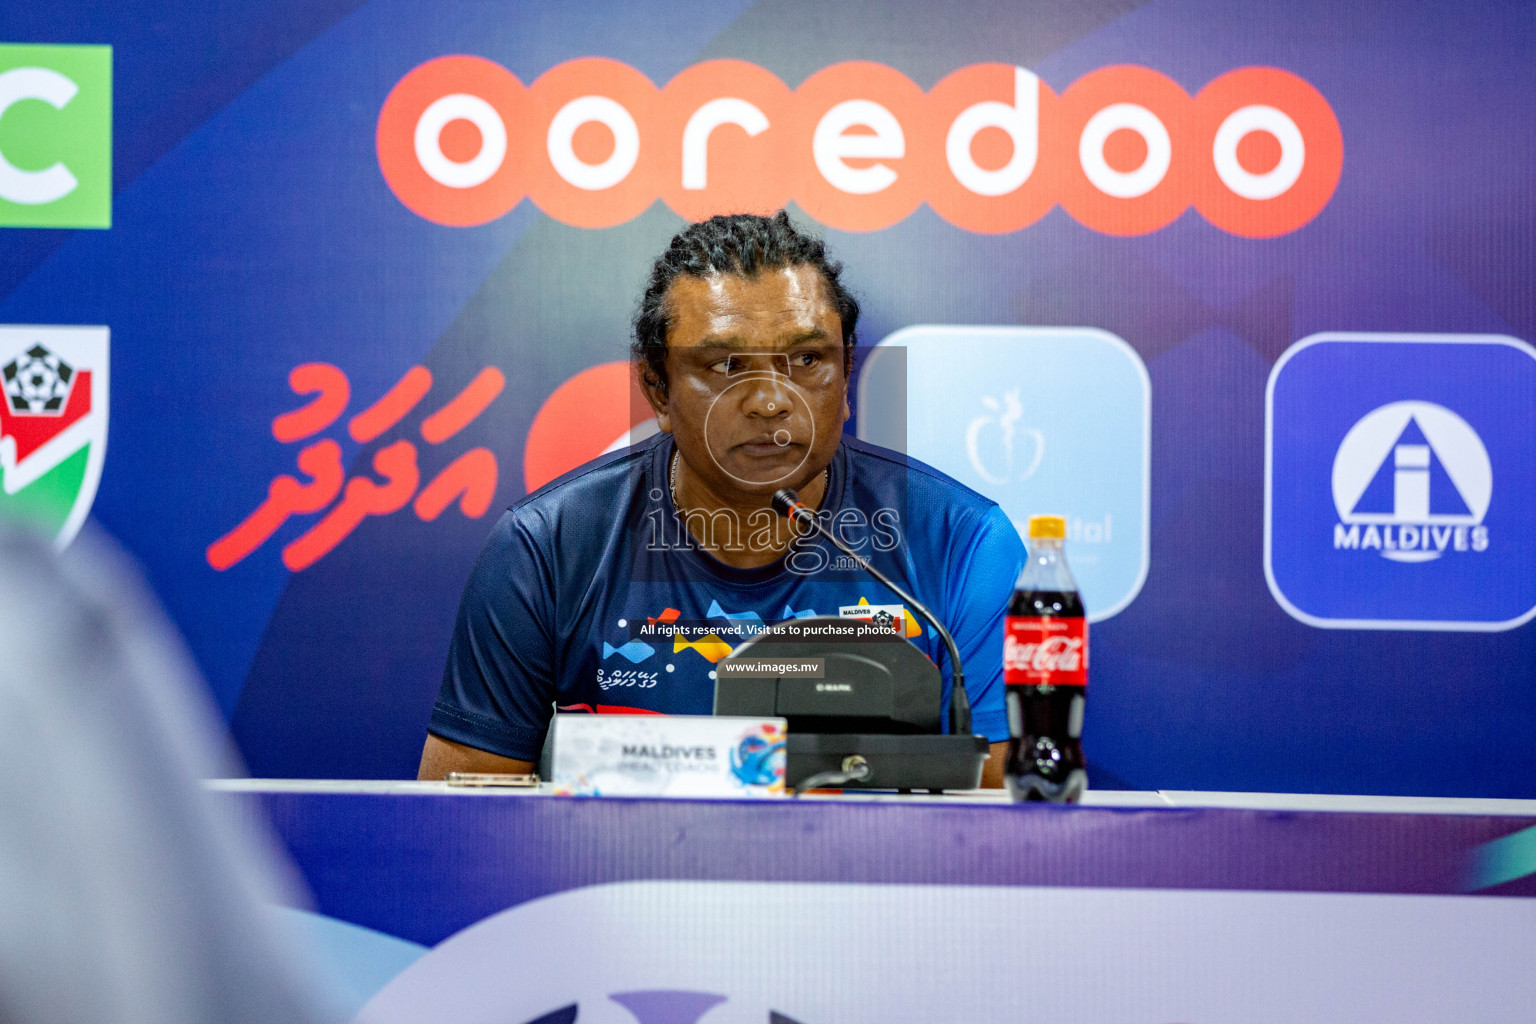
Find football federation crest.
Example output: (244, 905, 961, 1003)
(0, 325, 109, 548)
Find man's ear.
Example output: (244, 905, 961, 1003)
(636, 360, 672, 434)
(842, 340, 854, 422)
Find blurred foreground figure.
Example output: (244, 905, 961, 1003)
(0, 524, 332, 1024)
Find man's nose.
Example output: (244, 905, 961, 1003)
(738, 373, 795, 418)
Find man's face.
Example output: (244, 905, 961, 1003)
(645, 264, 849, 504)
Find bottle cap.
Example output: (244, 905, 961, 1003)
(1027, 515, 1066, 539)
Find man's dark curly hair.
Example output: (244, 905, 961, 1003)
(632, 211, 860, 392)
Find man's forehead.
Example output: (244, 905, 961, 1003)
(665, 265, 836, 332)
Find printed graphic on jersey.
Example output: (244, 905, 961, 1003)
(706, 598, 765, 627)
(673, 631, 734, 663)
(602, 640, 656, 664)
(838, 597, 921, 638)
(1266, 333, 1536, 630)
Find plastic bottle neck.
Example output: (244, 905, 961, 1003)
(1018, 536, 1078, 592)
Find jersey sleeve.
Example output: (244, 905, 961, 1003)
(428, 509, 558, 762)
(943, 504, 1027, 743)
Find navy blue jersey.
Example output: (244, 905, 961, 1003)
(430, 433, 1025, 761)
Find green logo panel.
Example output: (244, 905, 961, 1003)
(0, 43, 111, 228)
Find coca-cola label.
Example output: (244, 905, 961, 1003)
(1004, 616, 1088, 686)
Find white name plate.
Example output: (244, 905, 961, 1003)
(550, 715, 786, 798)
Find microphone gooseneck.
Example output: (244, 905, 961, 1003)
(771, 488, 973, 737)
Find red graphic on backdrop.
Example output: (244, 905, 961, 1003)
(207, 362, 505, 572)
(1004, 616, 1088, 686)
(523, 360, 654, 493)
(378, 56, 1342, 238)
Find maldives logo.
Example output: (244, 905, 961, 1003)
(0, 325, 108, 548)
(1266, 332, 1536, 631)
(1330, 401, 1491, 563)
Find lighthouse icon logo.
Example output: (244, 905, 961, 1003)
(1266, 332, 1536, 630)
(1331, 401, 1491, 563)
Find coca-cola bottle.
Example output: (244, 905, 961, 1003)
(1004, 515, 1088, 802)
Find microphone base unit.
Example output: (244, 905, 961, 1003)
(788, 732, 990, 792)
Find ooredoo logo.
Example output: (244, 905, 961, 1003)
(377, 56, 1342, 237)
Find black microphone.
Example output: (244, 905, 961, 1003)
(771, 488, 973, 737)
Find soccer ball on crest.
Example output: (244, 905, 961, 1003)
(3, 344, 75, 415)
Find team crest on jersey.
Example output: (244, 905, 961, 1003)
(838, 598, 922, 638)
(0, 326, 109, 548)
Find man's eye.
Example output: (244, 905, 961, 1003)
(794, 352, 821, 367)
(709, 356, 736, 374)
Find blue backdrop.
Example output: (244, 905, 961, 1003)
(2, 0, 1532, 793)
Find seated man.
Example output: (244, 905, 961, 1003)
(419, 212, 1024, 786)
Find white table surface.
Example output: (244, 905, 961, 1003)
(204, 778, 1536, 816)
